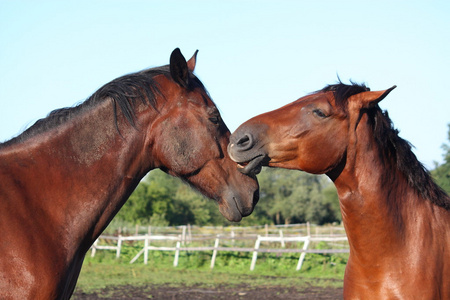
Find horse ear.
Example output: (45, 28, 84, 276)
(187, 50, 199, 72)
(349, 85, 397, 108)
(170, 48, 189, 88)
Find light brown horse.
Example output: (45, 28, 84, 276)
(0, 49, 259, 299)
(228, 82, 450, 299)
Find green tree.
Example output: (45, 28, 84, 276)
(172, 184, 225, 226)
(116, 183, 152, 224)
(146, 180, 173, 226)
(117, 166, 342, 226)
(116, 169, 229, 226)
(432, 124, 450, 194)
(256, 168, 340, 225)
(115, 170, 178, 226)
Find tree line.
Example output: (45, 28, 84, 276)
(116, 125, 450, 226)
(115, 167, 340, 227)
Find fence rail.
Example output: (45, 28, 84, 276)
(91, 223, 348, 271)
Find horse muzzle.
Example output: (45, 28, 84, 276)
(228, 131, 269, 176)
(217, 185, 259, 222)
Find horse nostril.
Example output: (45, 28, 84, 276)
(238, 135, 249, 146)
(236, 133, 254, 151)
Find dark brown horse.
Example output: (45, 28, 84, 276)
(228, 82, 450, 299)
(0, 48, 259, 299)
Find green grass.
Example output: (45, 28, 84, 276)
(74, 243, 347, 294)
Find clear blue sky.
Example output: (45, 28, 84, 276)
(1, 0, 449, 169)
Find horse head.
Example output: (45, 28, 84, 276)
(147, 49, 259, 221)
(228, 82, 396, 179)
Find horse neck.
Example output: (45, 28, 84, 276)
(332, 115, 418, 256)
(1, 100, 154, 253)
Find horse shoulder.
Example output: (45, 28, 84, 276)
(0, 152, 66, 298)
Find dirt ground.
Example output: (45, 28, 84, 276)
(73, 283, 343, 299)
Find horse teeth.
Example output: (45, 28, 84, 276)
(237, 162, 249, 168)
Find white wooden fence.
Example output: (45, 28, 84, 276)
(90, 224, 348, 271)
(249, 235, 348, 271)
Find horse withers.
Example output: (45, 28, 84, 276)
(0, 49, 259, 299)
(228, 82, 449, 299)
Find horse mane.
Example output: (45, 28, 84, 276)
(320, 79, 370, 111)
(1, 64, 205, 148)
(322, 81, 450, 210)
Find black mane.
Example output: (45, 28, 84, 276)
(323, 81, 449, 210)
(1, 65, 204, 148)
(320, 80, 370, 110)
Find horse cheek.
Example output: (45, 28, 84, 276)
(169, 127, 207, 172)
(297, 136, 343, 174)
(170, 130, 197, 169)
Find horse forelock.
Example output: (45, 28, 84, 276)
(319, 80, 370, 112)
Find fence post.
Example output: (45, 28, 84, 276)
(307, 222, 310, 237)
(173, 241, 181, 267)
(296, 237, 310, 271)
(91, 239, 98, 257)
(210, 236, 220, 269)
(116, 235, 122, 258)
(250, 235, 261, 271)
(279, 230, 285, 248)
(187, 224, 192, 244)
(144, 235, 149, 264)
(181, 226, 186, 245)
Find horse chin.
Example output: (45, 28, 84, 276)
(218, 189, 258, 222)
(218, 201, 243, 222)
(236, 155, 267, 176)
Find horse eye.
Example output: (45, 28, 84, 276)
(209, 116, 220, 124)
(313, 109, 327, 118)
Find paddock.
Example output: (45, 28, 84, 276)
(90, 223, 349, 271)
